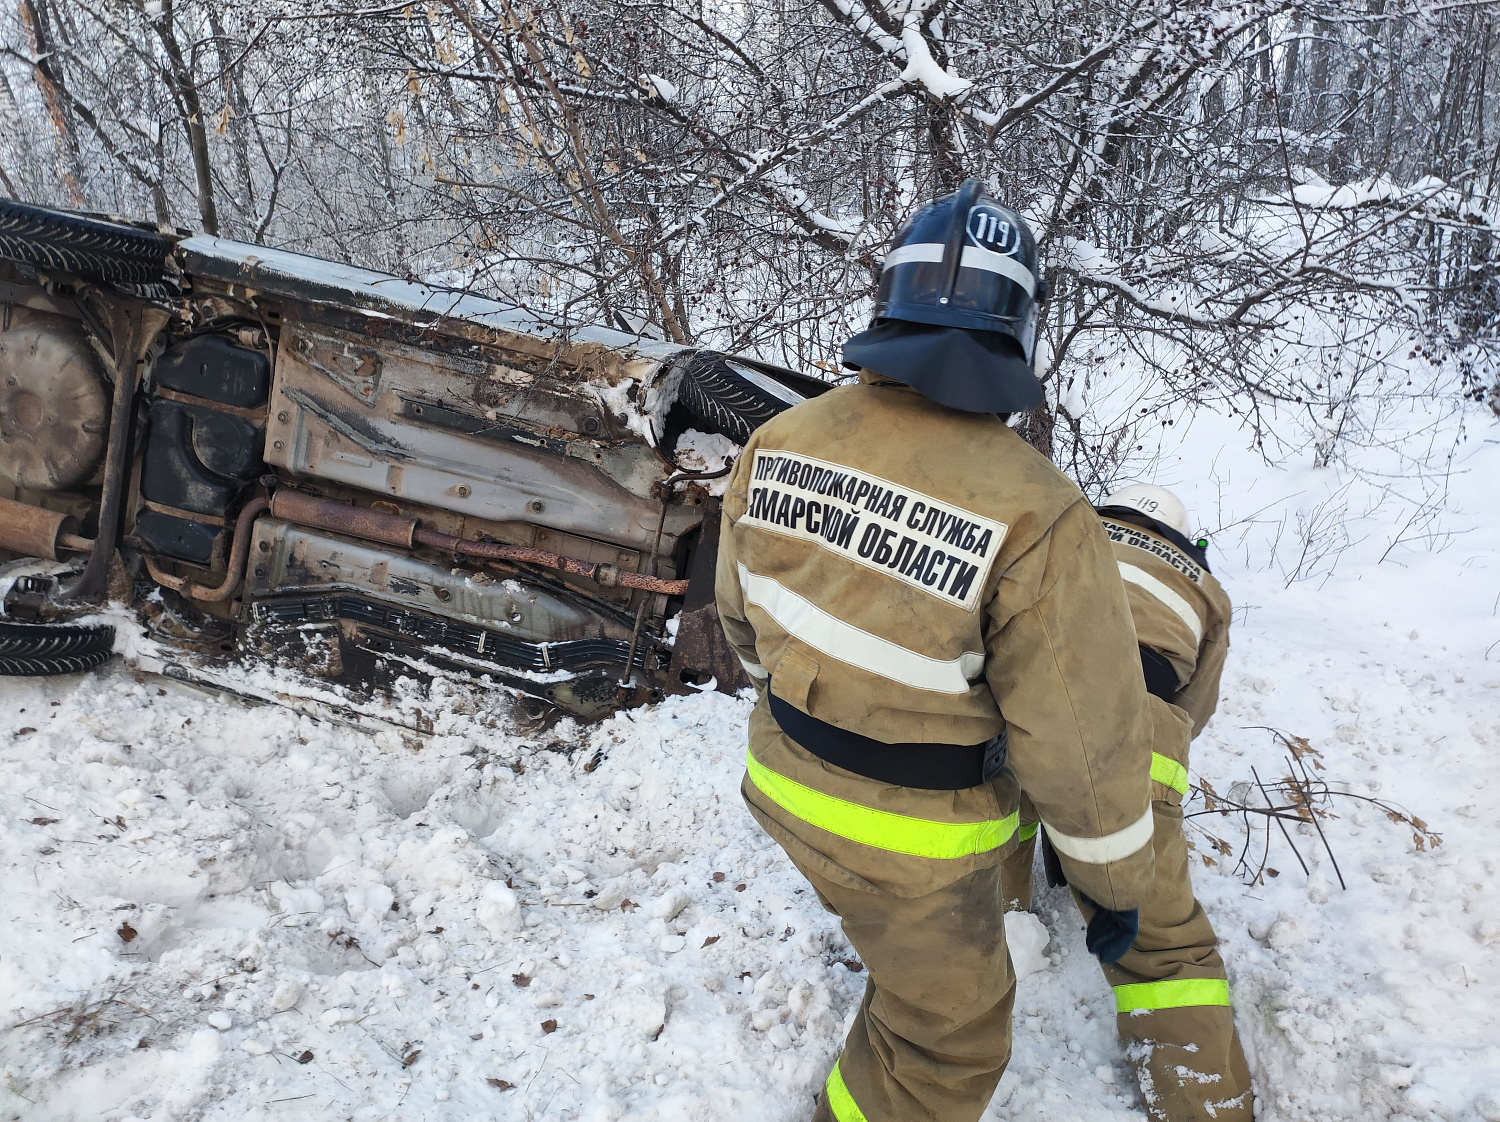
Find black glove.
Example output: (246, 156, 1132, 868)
(1079, 895, 1139, 964)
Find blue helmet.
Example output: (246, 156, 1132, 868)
(843, 178, 1048, 413)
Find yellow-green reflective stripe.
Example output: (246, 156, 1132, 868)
(746, 751, 1018, 859)
(825, 1059, 869, 1122)
(1150, 752, 1189, 796)
(1018, 822, 1039, 841)
(1114, 977, 1230, 1013)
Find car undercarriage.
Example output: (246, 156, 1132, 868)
(0, 199, 825, 727)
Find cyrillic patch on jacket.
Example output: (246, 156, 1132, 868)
(741, 449, 1007, 611)
(1101, 519, 1204, 584)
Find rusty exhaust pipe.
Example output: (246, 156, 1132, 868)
(0, 496, 86, 561)
(8, 484, 687, 604)
(269, 490, 417, 548)
(410, 527, 688, 595)
(264, 489, 688, 595)
(142, 489, 688, 601)
(143, 496, 270, 602)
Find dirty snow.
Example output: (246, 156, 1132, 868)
(1, 396, 1499, 1120)
(671, 429, 738, 496)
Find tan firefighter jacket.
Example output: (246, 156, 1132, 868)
(1101, 513, 1233, 802)
(716, 378, 1157, 911)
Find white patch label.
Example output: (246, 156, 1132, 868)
(741, 449, 1007, 611)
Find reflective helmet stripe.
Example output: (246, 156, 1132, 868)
(884, 241, 944, 267)
(746, 750, 1018, 859)
(1114, 977, 1232, 1012)
(960, 244, 1036, 295)
(883, 241, 1037, 296)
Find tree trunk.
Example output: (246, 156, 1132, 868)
(1015, 402, 1055, 459)
(1309, 18, 1332, 146)
(1279, 11, 1301, 124)
(205, 0, 256, 232)
(152, 0, 220, 235)
(19, 0, 85, 204)
(361, 59, 408, 264)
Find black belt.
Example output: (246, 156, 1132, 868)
(769, 690, 1006, 791)
(1139, 645, 1179, 703)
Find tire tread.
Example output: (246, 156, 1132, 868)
(0, 648, 114, 676)
(679, 361, 792, 445)
(0, 621, 115, 666)
(0, 199, 168, 284)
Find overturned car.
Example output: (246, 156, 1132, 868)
(0, 199, 825, 726)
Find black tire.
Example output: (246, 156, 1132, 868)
(0, 649, 114, 676)
(0, 620, 116, 676)
(0, 199, 169, 285)
(677, 352, 805, 445)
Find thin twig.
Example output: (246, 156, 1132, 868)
(1290, 754, 1347, 890)
(1253, 765, 1309, 878)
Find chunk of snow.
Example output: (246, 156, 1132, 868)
(346, 883, 394, 924)
(1267, 917, 1306, 950)
(552, 862, 588, 885)
(1004, 912, 1051, 981)
(590, 879, 629, 911)
(672, 429, 738, 475)
(750, 1008, 781, 1032)
(651, 888, 691, 921)
(639, 73, 678, 101)
(270, 980, 302, 1011)
(477, 880, 521, 937)
(899, 26, 972, 99)
(269, 883, 323, 918)
(617, 983, 667, 1040)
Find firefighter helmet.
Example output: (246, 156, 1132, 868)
(1101, 484, 1191, 537)
(842, 178, 1047, 413)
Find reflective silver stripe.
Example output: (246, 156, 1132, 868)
(738, 655, 769, 681)
(1118, 562, 1204, 645)
(882, 241, 1037, 297)
(1042, 806, 1154, 864)
(960, 245, 1037, 296)
(738, 564, 982, 694)
(883, 242, 945, 268)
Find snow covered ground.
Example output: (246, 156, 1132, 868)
(1, 397, 1497, 1121)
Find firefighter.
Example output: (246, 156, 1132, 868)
(999, 482, 1254, 1121)
(715, 178, 1162, 1122)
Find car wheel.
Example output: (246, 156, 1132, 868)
(0, 620, 116, 676)
(677, 352, 805, 445)
(0, 199, 169, 285)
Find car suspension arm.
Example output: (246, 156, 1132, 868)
(57, 303, 141, 601)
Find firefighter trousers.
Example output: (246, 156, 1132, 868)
(740, 696, 1021, 1122)
(1000, 797, 1254, 1121)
